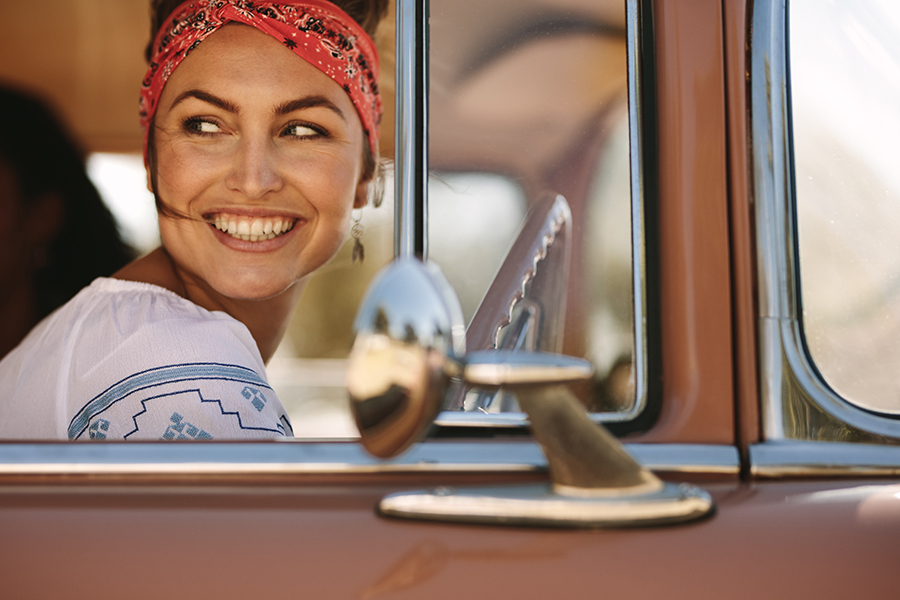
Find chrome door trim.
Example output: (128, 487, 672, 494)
(0, 442, 738, 476)
(630, 443, 739, 474)
(750, 0, 900, 443)
(751, 441, 900, 477)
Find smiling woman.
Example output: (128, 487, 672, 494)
(0, 0, 388, 440)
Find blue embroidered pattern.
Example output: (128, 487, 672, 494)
(121, 387, 290, 439)
(68, 362, 276, 439)
(161, 412, 213, 440)
(241, 386, 267, 412)
(88, 419, 110, 439)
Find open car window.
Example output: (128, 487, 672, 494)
(0, 0, 647, 441)
(427, 0, 645, 426)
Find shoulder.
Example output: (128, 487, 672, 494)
(66, 279, 291, 440)
(72, 278, 264, 366)
(0, 278, 293, 441)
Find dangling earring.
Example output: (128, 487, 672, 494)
(351, 209, 365, 264)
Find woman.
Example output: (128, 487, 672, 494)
(0, 0, 386, 440)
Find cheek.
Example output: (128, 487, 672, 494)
(154, 141, 222, 204)
(155, 215, 197, 257)
(293, 149, 362, 209)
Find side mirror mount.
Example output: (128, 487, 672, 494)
(347, 258, 714, 528)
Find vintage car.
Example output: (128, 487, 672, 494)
(1, 0, 899, 597)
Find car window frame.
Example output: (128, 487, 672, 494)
(423, 0, 661, 434)
(749, 0, 900, 471)
(0, 0, 696, 474)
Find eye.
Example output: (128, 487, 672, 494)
(183, 117, 222, 136)
(281, 122, 326, 139)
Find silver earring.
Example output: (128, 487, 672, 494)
(351, 209, 365, 263)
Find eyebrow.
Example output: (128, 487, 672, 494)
(170, 89, 240, 114)
(274, 96, 347, 122)
(168, 90, 347, 122)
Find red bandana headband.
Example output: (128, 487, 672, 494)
(140, 0, 382, 161)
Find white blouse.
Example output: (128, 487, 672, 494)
(0, 278, 292, 440)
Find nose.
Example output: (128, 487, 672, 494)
(225, 136, 284, 199)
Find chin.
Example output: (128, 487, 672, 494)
(206, 267, 304, 302)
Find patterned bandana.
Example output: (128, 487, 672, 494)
(140, 0, 382, 160)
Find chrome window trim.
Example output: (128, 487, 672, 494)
(750, 0, 900, 444)
(0, 442, 738, 476)
(432, 0, 650, 427)
(751, 441, 900, 478)
(395, 0, 428, 259)
(621, 0, 650, 422)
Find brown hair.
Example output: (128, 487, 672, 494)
(145, 0, 388, 205)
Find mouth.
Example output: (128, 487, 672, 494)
(208, 213, 297, 242)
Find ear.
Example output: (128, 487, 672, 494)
(25, 191, 64, 244)
(146, 167, 154, 194)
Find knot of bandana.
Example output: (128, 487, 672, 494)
(140, 0, 382, 161)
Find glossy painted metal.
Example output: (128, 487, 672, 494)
(394, 0, 428, 259)
(723, 0, 761, 455)
(749, 0, 900, 447)
(2, 478, 898, 599)
(637, 0, 735, 444)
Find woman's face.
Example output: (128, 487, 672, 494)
(152, 23, 369, 301)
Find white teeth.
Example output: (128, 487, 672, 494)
(210, 214, 297, 242)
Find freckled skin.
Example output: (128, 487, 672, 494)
(116, 23, 371, 361)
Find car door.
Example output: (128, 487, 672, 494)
(1, 1, 899, 599)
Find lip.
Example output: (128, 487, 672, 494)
(201, 207, 307, 252)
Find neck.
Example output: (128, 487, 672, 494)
(113, 247, 305, 363)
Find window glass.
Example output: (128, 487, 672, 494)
(428, 0, 636, 416)
(791, 0, 900, 413)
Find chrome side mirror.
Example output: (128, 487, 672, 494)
(347, 258, 593, 458)
(346, 259, 465, 458)
(347, 258, 714, 528)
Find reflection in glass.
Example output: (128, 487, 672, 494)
(428, 0, 634, 415)
(791, 0, 900, 413)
